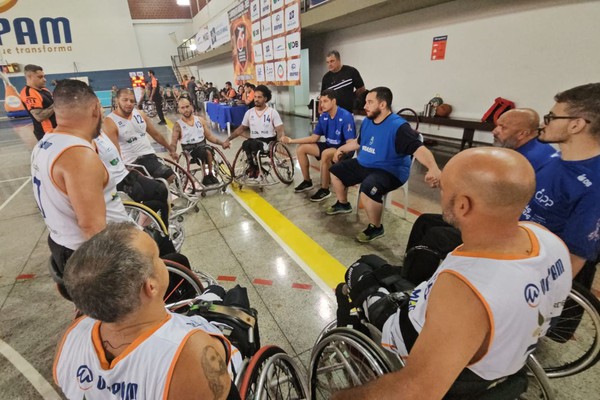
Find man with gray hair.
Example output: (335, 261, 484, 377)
(54, 223, 241, 400)
(321, 50, 366, 113)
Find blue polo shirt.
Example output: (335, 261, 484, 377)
(521, 154, 600, 261)
(516, 139, 557, 172)
(314, 106, 356, 148)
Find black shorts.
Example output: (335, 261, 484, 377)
(133, 154, 174, 180)
(315, 142, 336, 161)
(329, 158, 402, 203)
(242, 138, 275, 155)
(182, 143, 210, 164)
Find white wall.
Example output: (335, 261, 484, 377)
(192, 0, 237, 30)
(194, 59, 235, 86)
(306, 0, 600, 141)
(133, 20, 193, 67)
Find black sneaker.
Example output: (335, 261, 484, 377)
(310, 188, 331, 202)
(326, 201, 352, 215)
(208, 174, 220, 184)
(294, 180, 313, 192)
(356, 224, 385, 243)
(202, 175, 212, 185)
(158, 121, 167, 125)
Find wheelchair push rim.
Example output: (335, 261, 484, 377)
(270, 142, 294, 184)
(163, 260, 205, 313)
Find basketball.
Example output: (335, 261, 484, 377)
(435, 103, 452, 117)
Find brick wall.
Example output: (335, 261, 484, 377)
(128, 0, 192, 19)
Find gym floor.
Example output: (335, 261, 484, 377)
(0, 109, 597, 399)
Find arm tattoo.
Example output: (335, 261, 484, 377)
(201, 345, 228, 399)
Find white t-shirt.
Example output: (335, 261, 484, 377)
(241, 106, 283, 139)
(176, 116, 206, 145)
(106, 109, 155, 164)
(94, 132, 129, 185)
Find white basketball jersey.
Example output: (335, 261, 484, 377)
(107, 109, 154, 164)
(242, 106, 283, 139)
(176, 116, 206, 145)
(31, 133, 129, 250)
(382, 223, 572, 380)
(54, 313, 242, 400)
(95, 132, 129, 185)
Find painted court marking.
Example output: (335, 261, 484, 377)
(0, 176, 29, 184)
(0, 339, 62, 399)
(0, 177, 31, 213)
(230, 187, 347, 299)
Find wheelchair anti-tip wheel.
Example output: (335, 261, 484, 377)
(534, 281, 600, 378)
(238, 345, 308, 400)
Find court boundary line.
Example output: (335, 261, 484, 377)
(0, 177, 31, 213)
(0, 176, 29, 184)
(0, 339, 62, 399)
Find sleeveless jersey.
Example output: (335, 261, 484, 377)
(107, 109, 154, 164)
(54, 313, 242, 400)
(241, 106, 283, 139)
(31, 133, 129, 250)
(176, 116, 206, 145)
(95, 132, 129, 185)
(382, 223, 572, 380)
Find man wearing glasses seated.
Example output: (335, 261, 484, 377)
(403, 83, 600, 287)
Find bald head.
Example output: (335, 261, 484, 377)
(492, 108, 540, 149)
(441, 147, 535, 227)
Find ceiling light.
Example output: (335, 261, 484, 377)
(176, 0, 190, 5)
(189, 43, 197, 51)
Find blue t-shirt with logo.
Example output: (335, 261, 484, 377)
(516, 139, 557, 172)
(521, 154, 600, 261)
(314, 106, 356, 148)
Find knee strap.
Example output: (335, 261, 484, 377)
(372, 265, 416, 293)
(367, 292, 409, 331)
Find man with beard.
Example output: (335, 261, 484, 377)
(170, 97, 230, 185)
(30, 80, 131, 273)
(104, 89, 176, 183)
(334, 148, 571, 400)
(19, 64, 57, 140)
(224, 85, 285, 177)
(326, 87, 441, 242)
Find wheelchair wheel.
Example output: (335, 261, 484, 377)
(143, 102, 157, 118)
(209, 146, 234, 187)
(534, 281, 600, 378)
(397, 108, 420, 131)
(163, 158, 197, 195)
(519, 355, 554, 400)
(233, 147, 250, 181)
(123, 200, 169, 237)
(239, 345, 308, 400)
(270, 142, 294, 184)
(163, 259, 204, 313)
(309, 327, 397, 400)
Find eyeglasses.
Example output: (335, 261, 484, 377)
(543, 112, 590, 125)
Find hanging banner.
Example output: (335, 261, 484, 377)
(249, 0, 301, 86)
(228, 0, 255, 85)
(195, 26, 212, 53)
(209, 13, 231, 49)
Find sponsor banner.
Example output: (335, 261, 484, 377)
(195, 26, 211, 53)
(309, 0, 330, 7)
(229, 0, 255, 85)
(209, 12, 231, 49)
(252, 0, 301, 86)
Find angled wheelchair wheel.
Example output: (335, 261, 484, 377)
(177, 151, 193, 176)
(163, 158, 197, 195)
(534, 281, 600, 378)
(163, 259, 205, 314)
(239, 345, 308, 400)
(397, 108, 420, 131)
(519, 355, 554, 400)
(123, 200, 183, 252)
(210, 146, 234, 187)
(233, 146, 250, 182)
(270, 142, 294, 184)
(309, 327, 397, 400)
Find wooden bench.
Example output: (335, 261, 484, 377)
(400, 114, 496, 150)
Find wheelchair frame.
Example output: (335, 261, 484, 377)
(177, 145, 233, 196)
(232, 140, 294, 189)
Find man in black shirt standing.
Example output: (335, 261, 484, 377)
(19, 64, 57, 140)
(321, 50, 366, 113)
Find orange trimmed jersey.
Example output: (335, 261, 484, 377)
(19, 86, 57, 137)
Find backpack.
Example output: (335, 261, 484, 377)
(482, 97, 515, 123)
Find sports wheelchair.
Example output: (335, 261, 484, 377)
(141, 100, 157, 118)
(163, 262, 308, 399)
(163, 97, 176, 113)
(177, 145, 234, 196)
(232, 140, 294, 189)
(309, 262, 555, 400)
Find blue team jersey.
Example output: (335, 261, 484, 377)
(314, 107, 356, 147)
(516, 139, 557, 172)
(521, 154, 600, 261)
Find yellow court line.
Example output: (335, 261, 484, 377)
(232, 186, 347, 292)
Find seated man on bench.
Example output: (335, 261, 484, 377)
(326, 86, 441, 242)
(55, 223, 243, 400)
(335, 148, 572, 399)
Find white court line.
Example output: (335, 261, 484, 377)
(0, 177, 31, 213)
(0, 176, 29, 184)
(0, 339, 62, 399)
(228, 188, 335, 301)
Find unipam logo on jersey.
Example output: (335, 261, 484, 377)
(76, 365, 139, 399)
(524, 258, 566, 307)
